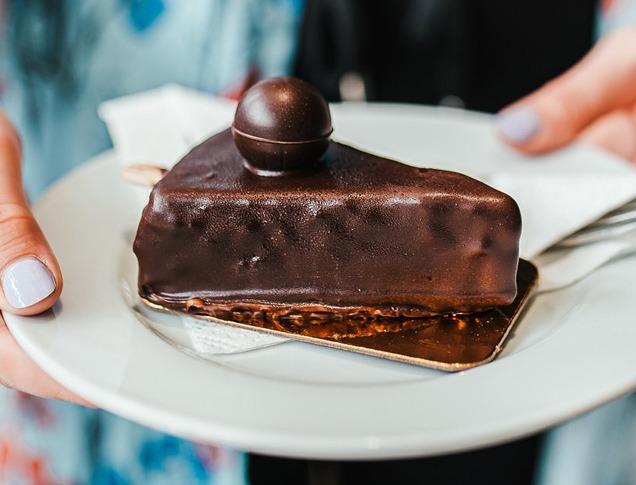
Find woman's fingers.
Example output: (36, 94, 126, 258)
(0, 111, 63, 316)
(577, 109, 636, 163)
(0, 318, 92, 405)
(496, 27, 636, 154)
(0, 111, 86, 405)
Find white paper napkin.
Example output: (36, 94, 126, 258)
(487, 159, 636, 293)
(100, 85, 636, 354)
(99, 84, 237, 168)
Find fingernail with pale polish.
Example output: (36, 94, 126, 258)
(495, 106, 540, 143)
(2, 257, 56, 309)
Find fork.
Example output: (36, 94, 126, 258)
(552, 199, 636, 249)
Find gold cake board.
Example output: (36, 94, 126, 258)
(141, 259, 538, 372)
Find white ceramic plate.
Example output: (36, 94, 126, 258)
(6, 105, 636, 460)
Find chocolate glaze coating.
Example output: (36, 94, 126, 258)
(232, 77, 332, 172)
(134, 129, 522, 320)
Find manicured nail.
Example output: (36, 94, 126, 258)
(495, 106, 540, 143)
(2, 257, 56, 309)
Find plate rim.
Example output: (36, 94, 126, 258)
(6, 105, 636, 459)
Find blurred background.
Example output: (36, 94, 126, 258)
(1, 1, 635, 484)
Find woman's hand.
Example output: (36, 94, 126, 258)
(496, 27, 636, 162)
(0, 110, 88, 405)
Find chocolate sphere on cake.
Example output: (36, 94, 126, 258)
(232, 77, 332, 173)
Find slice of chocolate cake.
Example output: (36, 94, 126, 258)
(133, 78, 521, 323)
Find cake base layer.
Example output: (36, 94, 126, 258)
(139, 260, 538, 371)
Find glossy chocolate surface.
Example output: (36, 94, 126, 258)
(134, 128, 522, 319)
(233, 77, 332, 142)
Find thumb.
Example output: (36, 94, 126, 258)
(496, 28, 636, 154)
(0, 112, 62, 315)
